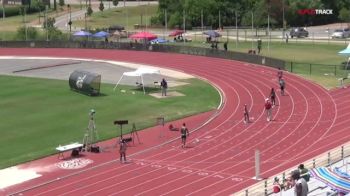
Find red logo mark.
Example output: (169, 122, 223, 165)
(298, 9, 316, 15)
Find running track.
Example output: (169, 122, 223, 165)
(1, 48, 350, 196)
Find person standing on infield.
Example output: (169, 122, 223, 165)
(181, 123, 189, 148)
(243, 104, 250, 124)
(160, 78, 168, 96)
(265, 98, 273, 122)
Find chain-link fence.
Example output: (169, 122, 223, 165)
(0, 41, 286, 69)
(286, 62, 349, 78)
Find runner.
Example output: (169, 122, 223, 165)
(180, 123, 189, 148)
(243, 104, 250, 124)
(270, 88, 276, 106)
(265, 98, 273, 122)
(279, 78, 286, 96)
(277, 67, 283, 80)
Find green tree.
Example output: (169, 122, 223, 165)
(156, 0, 350, 28)
(54, 0, 57, 10)
(339, 8, 350, 23)
(87, 5, 93, 16)
(112, 0, 118, 7)
(99, 0, 104, 12)
(31, 0, 45, 12)
(59, 0, 65, 7)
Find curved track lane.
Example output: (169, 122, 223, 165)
(0, 49, 340, 195)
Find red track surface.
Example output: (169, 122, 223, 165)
(1, 48, 349, 196)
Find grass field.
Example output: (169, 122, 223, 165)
(0, 76, 220, 169)
(179, 39, 347, 65)
(0, 5, 80, 40)
(169, 39, 350, 88)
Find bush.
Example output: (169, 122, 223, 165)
(0, 3, 43, 18)
(16, 26, 39, 40)
(48, 27, 67, 41)
(0, 6, 22, 17)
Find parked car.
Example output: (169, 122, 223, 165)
(331, 28, 350, 38)
(290, 27, 309, 38)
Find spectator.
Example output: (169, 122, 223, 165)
(224, 42, 228, 51)
(286, 33, 289, 43)
(298, 164, 310, 182)
(283, 176, 294, 190)
(273, 177, 281, 193)
(160, 78, 168, 96)
(279, 78, 286, 96)
(291, 170, 309, 196)
(257, 38, 262, 54)
(264, 98, 273, 122)
(270, 88, 276, 106)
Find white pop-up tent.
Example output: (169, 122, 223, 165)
(113, 67, 161, 94)
(338, 43, 350, 69)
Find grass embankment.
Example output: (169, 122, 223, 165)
(0, 5, 81, 40)
(171, 39, 349, 88)
(75, 5, 158, 30)
(0, 76, 220, 169)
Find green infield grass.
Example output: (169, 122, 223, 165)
(0, 75, 220, 169)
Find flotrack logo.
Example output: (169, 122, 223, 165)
(298, 9, 333, 15)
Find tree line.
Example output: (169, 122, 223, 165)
(152, 0, 350, 29)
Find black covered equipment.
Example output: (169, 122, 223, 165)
(69, 70, 101, 96)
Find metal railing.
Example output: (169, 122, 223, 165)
(286, 61, 350, 78)
(235, 142, 350, 196)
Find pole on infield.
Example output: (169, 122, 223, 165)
(253, 149, 262, 180)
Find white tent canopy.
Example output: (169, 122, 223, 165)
(113, 67, 161, 94)
(338, 43, 350, 69)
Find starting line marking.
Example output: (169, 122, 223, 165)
(135, 161, 244, 182)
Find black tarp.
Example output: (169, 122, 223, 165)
(69, 70, 101, 96)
